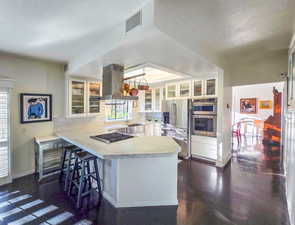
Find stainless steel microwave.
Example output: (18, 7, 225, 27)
(192, 98, 217, 115)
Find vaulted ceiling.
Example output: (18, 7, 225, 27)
(0, 0, 294, 76)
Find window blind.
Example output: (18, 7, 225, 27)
(0, 91, 9, 178)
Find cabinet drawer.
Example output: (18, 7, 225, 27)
(191, 142, 217, 160)
(191, 135, 217, 145)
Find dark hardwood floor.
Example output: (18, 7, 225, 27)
(0, 140, 290, 225)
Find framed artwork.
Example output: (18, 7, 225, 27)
(20, 93, 52, 123)
(240, 98, 257, 114)
(259, 100, 272, 109)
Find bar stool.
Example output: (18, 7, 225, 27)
(67, 151, 102, 209)
(59, 145, 81, 192)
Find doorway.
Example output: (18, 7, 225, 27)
(231, 82, 285, 173)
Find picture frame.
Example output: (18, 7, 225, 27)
(259, 100, 272, 109)
(240, 98, 257, 114)
(20, 93, 52, 123)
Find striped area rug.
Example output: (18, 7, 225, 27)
(0, 190, 92, 225)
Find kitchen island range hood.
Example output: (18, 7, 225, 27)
(102, 64, 138, 100)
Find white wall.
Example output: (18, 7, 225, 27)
(232, 82, 284, 124)
(284, 33, 295, 225)
(228, 50, 288, 86)
(0, 53, 65, 178)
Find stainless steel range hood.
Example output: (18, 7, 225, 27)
(102, 64, 138, 100)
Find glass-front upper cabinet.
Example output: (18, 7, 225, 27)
(145, 89, 152, 111)
(68, 79, 101, 117)
(154, 88, 161, 111)
(166, 84, 177, 99)
(71, 80, 86, 115)
(88, 82, 101, 114)
(179, 82, 191, 97)
(162, 87, 166, 100)
(205, 79, 216, 96)
(193, 80, 203, 97)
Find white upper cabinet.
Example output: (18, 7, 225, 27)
(192, 80, 203, 97)
(154, 87, 161, 112)
(204, 79, 217, 97)
(178, 81, 191, 98)
(70, 80, 86, 116)
(138, 87, 164, 112)
(144, 89, 153, 112)
(67, 78, 102, 117)
(166, 83, 177, 99)
(192, 78, 217, 98)
(88, 82, 102, 114)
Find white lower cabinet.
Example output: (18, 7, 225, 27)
(191, 135, 217, 161)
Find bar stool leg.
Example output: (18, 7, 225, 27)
(86, 160, 92, 191)
(77, 161, 86, 209)
(68, 157, 78, 196)
(59, 147, 67, 181)
(93, 159, 102, 197)
(64, 151, 73, 192)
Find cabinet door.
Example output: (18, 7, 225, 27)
(162, 87, 166, 100)
(138, 90, 145, 112)
(88, 82, 101, 114)
(179, 82, 191, 98)
(70, 80, 86, 115)
(154, 88, 161, 111)
(205, 79, 216, 96)
(145, 89, 153, 111)
(192, 80, 203, 97)
(166, 84, 177, 99)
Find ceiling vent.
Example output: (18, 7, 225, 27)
(126, 11, 142, 33)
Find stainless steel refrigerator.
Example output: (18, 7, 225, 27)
(162, 99, 192, 159)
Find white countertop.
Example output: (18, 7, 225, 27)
(56, 128, 181, 159)
(34, 135, 60, 144)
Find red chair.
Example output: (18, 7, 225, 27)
(232, 122, 242, 145)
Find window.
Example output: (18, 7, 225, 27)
(0, 91, 9, 178)
(105, 100, 132, 121)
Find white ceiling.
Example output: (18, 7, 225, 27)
(155, 0, 295, 63)
(0, 0, 148, 62)
(0, 0, 294, 71)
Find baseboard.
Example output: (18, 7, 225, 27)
(103, 191, 178, 208)
(216, 153, 232, 168)
(12, 169, 35, 179)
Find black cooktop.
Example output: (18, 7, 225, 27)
(90, 132, 134, 144)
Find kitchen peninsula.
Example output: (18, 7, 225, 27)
(56, 128, 180, 208)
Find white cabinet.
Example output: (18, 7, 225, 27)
(192, 80, 203, 97)
(204, 79, 217, 96)
(67, 78, 102, 117)
(178, 81, 191, 98)
(192, 78, 217, 98)
(166, 81, 192, 100)
(144, 89, 153, 111)
(166, 83, 177, 99)
(191, 135, 217, 161)
(153, 87, 161, 112)
(138, 87, 164, 112)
